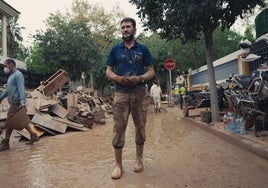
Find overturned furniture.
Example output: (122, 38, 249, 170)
(38, 69, 70, 97)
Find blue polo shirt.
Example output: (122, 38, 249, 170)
(106, 41, 153, 92)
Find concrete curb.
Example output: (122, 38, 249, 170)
(185, 117, 268, 161)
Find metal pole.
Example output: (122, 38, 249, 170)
(169, 69, 173, 106)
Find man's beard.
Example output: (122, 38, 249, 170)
(122, 33, 134, 42)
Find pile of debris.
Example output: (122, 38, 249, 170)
(0, 69, 113, 141)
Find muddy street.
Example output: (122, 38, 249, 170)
(1, 105, 268, 188)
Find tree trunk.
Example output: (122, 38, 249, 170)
(204, 31, 220, 122)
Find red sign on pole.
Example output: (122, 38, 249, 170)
(164, 58, 176, 70)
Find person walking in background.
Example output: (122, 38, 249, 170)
(150, 79, 162, 113)
(106, 17, 155, 179)
(179, 85, 186, 109)
(0, 59, 39, 151)
(173, 84, 180, 105)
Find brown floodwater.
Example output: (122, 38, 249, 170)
(1, 106, 268, 188)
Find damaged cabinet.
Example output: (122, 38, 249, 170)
(38, 69, 70, 97)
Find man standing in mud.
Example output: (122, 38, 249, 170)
(0, 59, 39, 151)
(106, 17, 155, 179)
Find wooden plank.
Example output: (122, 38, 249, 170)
(39, 98, 59, 110)
(67, 93, 78, 110)
(40, 108, 49, 112)
(35, 97, 40, 111)
(49, 103, 68, 118)
(0, 112, 7, 121)
(26, 98, 38, 116)
(0, 120, 5, 129)
(35, 124, 57, 135)
(34, 124, 57, 136)
(0, 99, 9, 120)
(30, 90, 59, 111)
(66, 106, 78, 121)
(16, 129, 31, 140)
(16, 124, 45, 140)
(66, 124, 89, 132)
(31, 124, 45, 137)
(30, 89, 43, 99)
(31, 113, 67, 133)
(52, 117, 84, 128)
(52, 117, 89, 131)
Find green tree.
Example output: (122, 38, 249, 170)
(70, 0, 126, 92)
(26, 44, 50, 73)
(139, 34, 171, 75)
(243, 24, 255, 42)
(33, 17, 102, 81)
(167, 37, 206, 71)
(212, 28, 243, 61)
(0, 16, 25, 58)
(135, 29, 242, 92)
(138, 33, 173, 91)
(27, 0, 125, 93)
(147, 28, 243, 75)
(130, 0, 265, 122)
(71, 0, 124, 51)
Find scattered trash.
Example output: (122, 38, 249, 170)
(224, 111, 246, 135)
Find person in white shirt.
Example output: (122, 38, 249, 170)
(150, 79, 162, 112)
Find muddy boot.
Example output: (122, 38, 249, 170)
(111, 149, 122, 179)
(134, 144, 144, 172)
(25, 133, 40, 145)
(0, 139, 10, 151)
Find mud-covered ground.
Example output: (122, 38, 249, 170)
(0, 105, 268, 188)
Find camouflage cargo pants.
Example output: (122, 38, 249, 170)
(112, 87, 148, 149)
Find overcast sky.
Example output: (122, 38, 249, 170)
(4, 0, 255, 46)
(5, 0, 142, 45)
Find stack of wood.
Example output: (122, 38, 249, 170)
(0, 69, 113, 141)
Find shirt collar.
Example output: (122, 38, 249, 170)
(120, 41, 138, 48)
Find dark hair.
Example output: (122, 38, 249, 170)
(5, 58, 16, 66)
(120, 17, 136, 28)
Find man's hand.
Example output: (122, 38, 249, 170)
(115, 75, 143, 87)
(127, 76, 142, 86)
(114, 75, 133, 87)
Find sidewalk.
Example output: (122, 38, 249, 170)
(184, 108, 268, 161)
